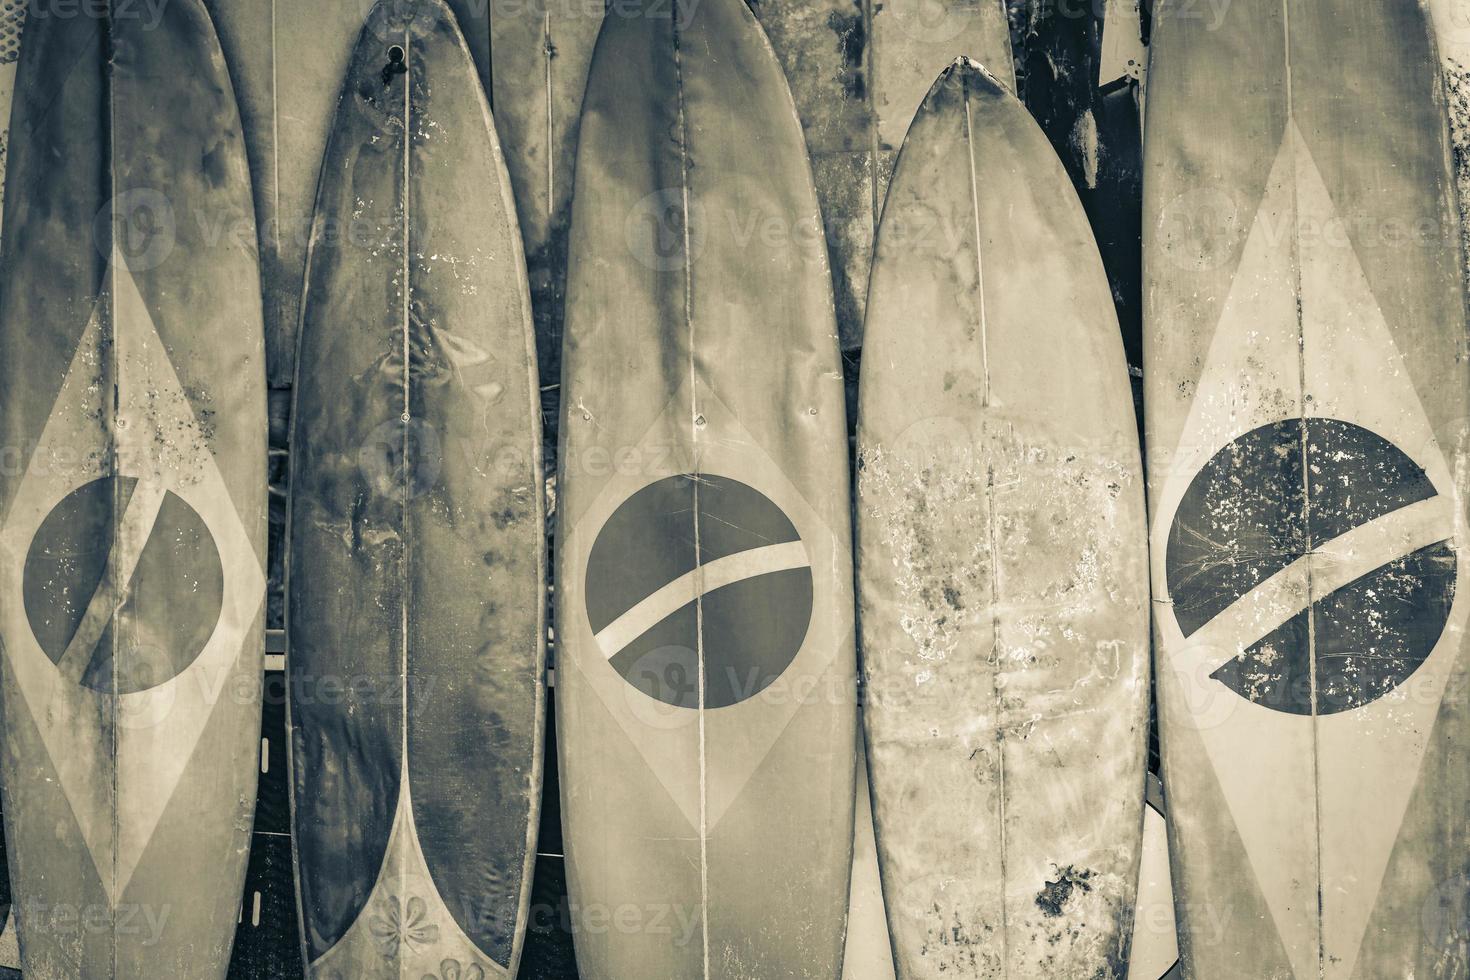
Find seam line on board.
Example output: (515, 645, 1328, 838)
(105, 3, 119, 955)
(962, 74, 993, 406)
(1279, 1, 1326, 974)
(968, 69, 1007, 970)
(398, 28, 413, 980)
(668, 2, 710, 975)
(864, 0, 878, 229)
(270, 0, 280, 262)
(984, 464, 1010, 975)
(543, 10, 553, 215)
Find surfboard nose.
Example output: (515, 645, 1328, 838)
(938, 53, 1009, 97)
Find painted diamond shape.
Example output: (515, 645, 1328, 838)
(0, 249, 265, 903)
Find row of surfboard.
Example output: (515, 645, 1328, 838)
(0, 0, 1466, 978)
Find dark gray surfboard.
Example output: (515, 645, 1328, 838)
(287, 1, 544, 977)
(0, 1, 268, 976)
(0, 4, 26, 970)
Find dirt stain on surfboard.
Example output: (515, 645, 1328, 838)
(1035, 864, 1094, 918)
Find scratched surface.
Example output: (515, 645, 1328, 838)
(0, 2, 1175, 978)
(288, 3, 544, 978)
(1145, 0, 1470, 977)
(857, 62, 1148, 980)
(752, 0, 873, 351)
(1432, 0, 1470, 292)
(0, 0, 267, 976)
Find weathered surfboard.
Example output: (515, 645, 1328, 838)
(843, 739, 897, 980)
(1145, 0, 1470, 976)
(0, 3, 24, 972)
(287, 1, 544, 978)
(0, 0, 267, 975)
(1125, 778, 1180, 980)
(555, 0, 858, 974)
(857, 59, 1150, 980)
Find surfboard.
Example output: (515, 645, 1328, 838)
(555, 0, 858, 973)
(0, 0, 267, 975)
(843, 738, 896, 980)
(0, 3, 25, 973)
(1126, 777, 1180, 980)
(287, 1, 544, 977)
(857, 58, 1150, 980)
(1144, 1, 1470, 976)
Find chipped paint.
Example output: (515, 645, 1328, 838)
(858, 62, 1147, 980)
(1146, 2, 1470, 976)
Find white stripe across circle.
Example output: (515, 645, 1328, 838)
(595, 540, 810, 660)
(57, 481, 168, 686)
(1175, 494, 1456, 678)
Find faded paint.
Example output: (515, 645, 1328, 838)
(0, 0, 267, 975)
(288, 2, 544, 977)
(858, 61, 1148, 980)
(1145, 1, 1470, 977)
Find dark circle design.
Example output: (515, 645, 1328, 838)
(1166, 418, 1456, 715)
(23, 477, 225, 694)
(586, 474, 814, 709)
